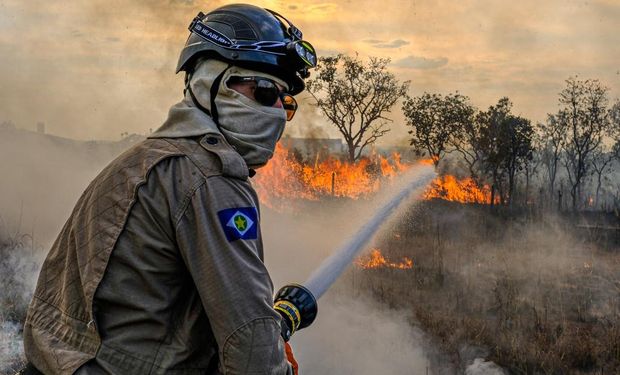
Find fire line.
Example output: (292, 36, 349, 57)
(254, 145, 494, 209)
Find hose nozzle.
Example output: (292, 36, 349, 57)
(274, 284, 317, 341)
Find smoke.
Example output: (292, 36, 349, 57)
(0, 230, 41, 321)
(0, 128, 142, 243)
(293, 293, 432, 374)
(0, 0, 413, 149)
(260, 174, 453, 374)
(0, 219, 42, 373)
(0, 1, 201, 140)
(360, 198, 620, 372)
(0, 128, 142, 371)
(0, 321, 25, 372)
(465, 359, 507, 375)
(0, 1, 341, 143)
(303, 166, 435, 299)
(0, 127, 121, 372)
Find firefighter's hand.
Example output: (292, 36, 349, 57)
(285, 342, 299, 375)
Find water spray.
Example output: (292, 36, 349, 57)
(274, 165, 436, 340)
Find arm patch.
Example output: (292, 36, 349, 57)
(217, 207, 259, 242)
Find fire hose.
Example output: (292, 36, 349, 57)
(273, 166, 435, 341)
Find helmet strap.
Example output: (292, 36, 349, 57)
(209, 65, 231, 125)
(183, 72, 191, 97)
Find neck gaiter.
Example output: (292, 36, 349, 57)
(189, 59, 288, 169)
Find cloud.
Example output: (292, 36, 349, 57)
(307, 3, 339, 14)
(393, 55, 449, 70)
(363, 38, 410, 49)
(363, 39, 385, 44)
(376, 39, 410, 49)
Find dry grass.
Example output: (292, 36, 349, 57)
(0, 232, 38, 322)
(0, 229, 40, 373)
(352, 201, 620, 374)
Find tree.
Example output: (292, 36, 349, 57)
(477, 98, 534, 207)
(590, 143, 617, 209)
(523, 131, 542, 208)
(452, 111, 484, 182)
(611, 100, 620, 130)
(537, 113, 567, 208)
(306, 54, 410, 162)
(558, 77, 612, 211)
(402, 92, 475, 167)
(590, 100, 620, 210)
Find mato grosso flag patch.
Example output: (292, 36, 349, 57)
(217, 207, 258, 242)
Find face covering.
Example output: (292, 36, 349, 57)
(189, 59, 288, 169)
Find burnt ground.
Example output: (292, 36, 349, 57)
(351, 200, 620, 374)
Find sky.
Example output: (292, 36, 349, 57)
(1, 0, 619, 144)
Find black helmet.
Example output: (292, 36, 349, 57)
(177, 4, 317, 95)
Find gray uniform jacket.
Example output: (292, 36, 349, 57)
(23, 100, 292, 375)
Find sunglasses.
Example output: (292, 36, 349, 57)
(228, 76, 298, 121)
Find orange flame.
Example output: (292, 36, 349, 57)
(355, 249, 413, 270)
(418, 155, 438, 166)
(253, 144, 410, 209)
(253, 143, 496, 208)
(423, 175, 494, 204)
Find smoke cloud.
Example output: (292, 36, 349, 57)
(0, 1, 196, 140)
(0, 1, 338, 142)
(0, 128, 141, 243)
(259, 174, 454, 374)
(0, 214, 42, 373)
(0, 321, 25, 372)
(465, 359, 507, 375)
(293, 294, 431, 374)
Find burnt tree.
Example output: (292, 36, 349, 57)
(306, 54, 409, 162)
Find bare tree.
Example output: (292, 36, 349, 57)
(306, 54, 410, 162)
(402, 92, 475, 167)
(559, 77, 612, 211)
(590, 143, 617, 209)
(537, 114, 567, 207)
(612, 100, 620, 130)
(523, 131, 542, 208)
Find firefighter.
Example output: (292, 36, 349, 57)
(21, 4, 316, 374)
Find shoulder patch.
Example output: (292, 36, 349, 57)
(217, 207, 258, 242)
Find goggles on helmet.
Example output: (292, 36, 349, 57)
(228, 76, 298, 121)
(189, 12, 317, 76)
